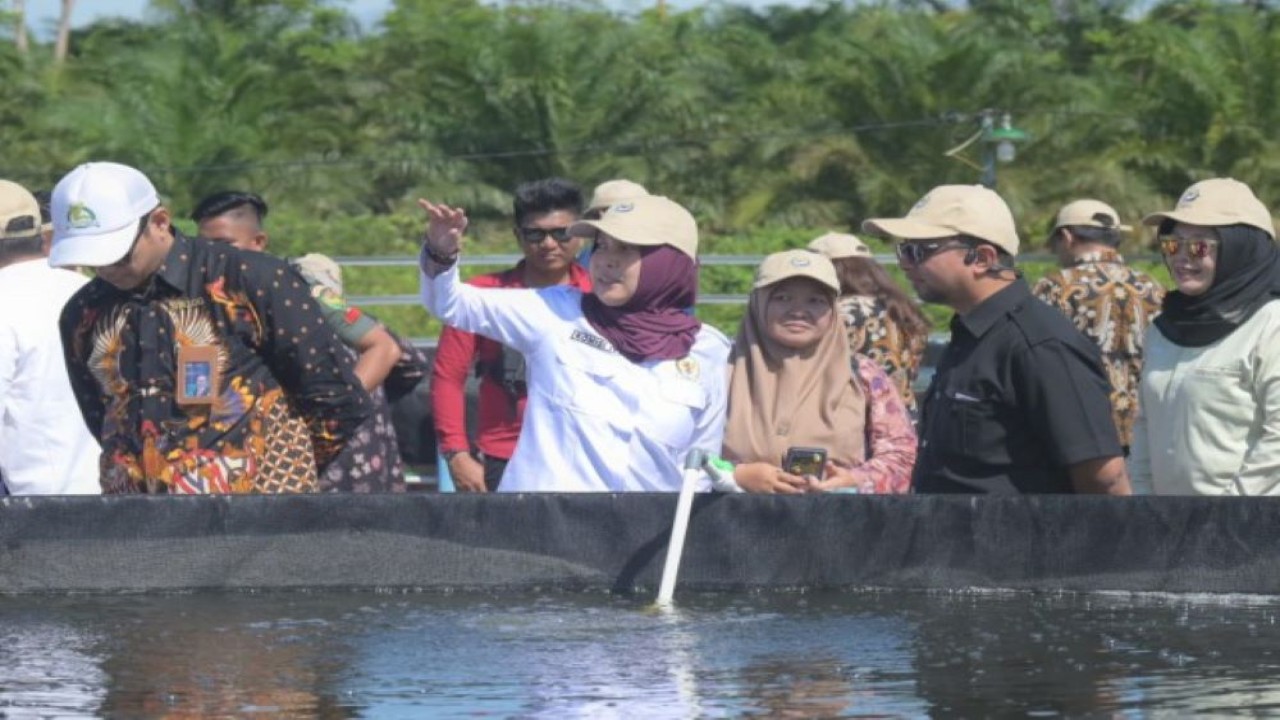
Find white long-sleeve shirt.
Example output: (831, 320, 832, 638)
(421, 261, 729, 492)
(0, 259, 100, 494)
(1129, 299, 1280, 495)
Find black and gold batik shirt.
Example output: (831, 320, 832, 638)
(60, 231, 371, 494)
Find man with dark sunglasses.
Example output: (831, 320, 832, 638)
(50, 162, 371, 494)
(432, 177, 592, 492)
(864, 185, 1130, 495)
(1032, 200, 1165, 458)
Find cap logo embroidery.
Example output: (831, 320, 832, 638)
(789, 256, 812, 267)
(1178, 189, 1200, 207)
(67, 202, 99, 229)
(612, 202, 634, 214)
(911, 194, 931, 212)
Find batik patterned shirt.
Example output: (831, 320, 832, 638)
(837, 294, 927, 417)
(1032, 249, 1166, 447)
(60, 232, 371, 494)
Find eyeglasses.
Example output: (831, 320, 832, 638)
(517, 226, 573, 244)
(895, 240, 969, 265)
(1159, 235, 1218, 259)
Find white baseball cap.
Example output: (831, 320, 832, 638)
(49, 162, 160, 268)
(862, 184, 1021, 256)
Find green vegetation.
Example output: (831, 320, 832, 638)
(4, 0, 1240, 337)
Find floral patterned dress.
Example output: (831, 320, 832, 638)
(837, 294, 927, 418)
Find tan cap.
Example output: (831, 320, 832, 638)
(1142, 178, 1275, 239)
(0, 180, 41, 241)
(291, 252, 344, 295)
(587, 179, 649, 212)
(1052, 199, 1131, 233)
(862, 184, 1020, 256)
(569, 194, 697, 259)
(753, 249, 839, 293)
(807, 232, 871, 260)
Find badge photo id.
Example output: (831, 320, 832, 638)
(177, 345, 219, 406)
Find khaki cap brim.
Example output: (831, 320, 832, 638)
(860, 217, 958, 241)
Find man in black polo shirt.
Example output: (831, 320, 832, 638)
(863, 185, 1130, 494)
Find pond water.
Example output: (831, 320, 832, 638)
(2, 589, 1279, 718)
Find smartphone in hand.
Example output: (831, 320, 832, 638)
(782, 447, 828, 480)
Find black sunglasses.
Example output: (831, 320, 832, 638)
(895, 240, 969, 265)
(517, 226, 573, 244)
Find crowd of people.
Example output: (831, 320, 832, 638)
(2, 160, 1278, 497)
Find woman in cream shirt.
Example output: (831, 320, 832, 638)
(1129, 178, 1280, 495)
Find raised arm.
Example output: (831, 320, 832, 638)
(417, 198, 558, 356)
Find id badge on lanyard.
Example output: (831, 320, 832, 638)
(176, 344, 219, 406)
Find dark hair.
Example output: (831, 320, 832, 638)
(1064, 224, 1121, 247)
(831, 256, 931, 338)
(190, 190, 269, 224)
(31, 189, 52, 225)
(512, 178, 583, 227)
(0, 235, 43, 262)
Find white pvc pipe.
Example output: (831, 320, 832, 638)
(656, 449, 705, 606)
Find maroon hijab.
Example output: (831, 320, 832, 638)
(581, 245, 701, 362)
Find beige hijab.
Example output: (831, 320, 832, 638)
(723, 282, 867, 467)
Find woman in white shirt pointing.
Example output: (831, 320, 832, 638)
(418, 194, 730, 492)
(1129, 178, 1280, 495)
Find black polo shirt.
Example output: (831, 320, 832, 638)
(913, 279, 1122, 494)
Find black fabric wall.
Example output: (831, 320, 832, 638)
(1, 494, 1275, 595)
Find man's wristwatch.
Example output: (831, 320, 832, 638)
(442, 449, 468, 463)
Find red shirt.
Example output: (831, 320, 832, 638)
(431, 261, 592, 459)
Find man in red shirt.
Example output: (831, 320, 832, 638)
(431, 178, 592, 491)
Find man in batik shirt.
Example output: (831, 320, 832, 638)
(1033, 199, 1165, 453)
(191, 190, 416, 493)
(52, 162, 370, 493)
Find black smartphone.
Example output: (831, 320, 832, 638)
(782, 447, 828, 480)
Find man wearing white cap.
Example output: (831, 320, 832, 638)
(1033, 199, 1165, 455)
(51, 162, 371, 494)
(863, 185, 1130, 495)
(0, 180, 100, 495)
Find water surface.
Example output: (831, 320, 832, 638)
(2, 589, 1279, 718)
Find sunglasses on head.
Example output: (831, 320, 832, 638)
(517, 226, 573, 244)
(895, 239, 970, 265)
(1159, 235, 1218, 259)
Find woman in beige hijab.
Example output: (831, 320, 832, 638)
(722, 250, 917, 493)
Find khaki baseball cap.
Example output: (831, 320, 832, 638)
(862, 184, 1020, 256)
(1142, 178, 1275, 239)
(807, 232, 871, 260)
(0, 180, 41, 241)
(753, 249, 839, 293)
(1052, 199, 1131, 233)
(569, 194, 698, 259)
(587, 179, 649, 213)
(291, 252, 344, 295)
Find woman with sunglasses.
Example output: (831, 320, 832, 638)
(719, 250, 916, 494)
(1129, 178, 1280, 495)
(418, 194, 729, 492)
